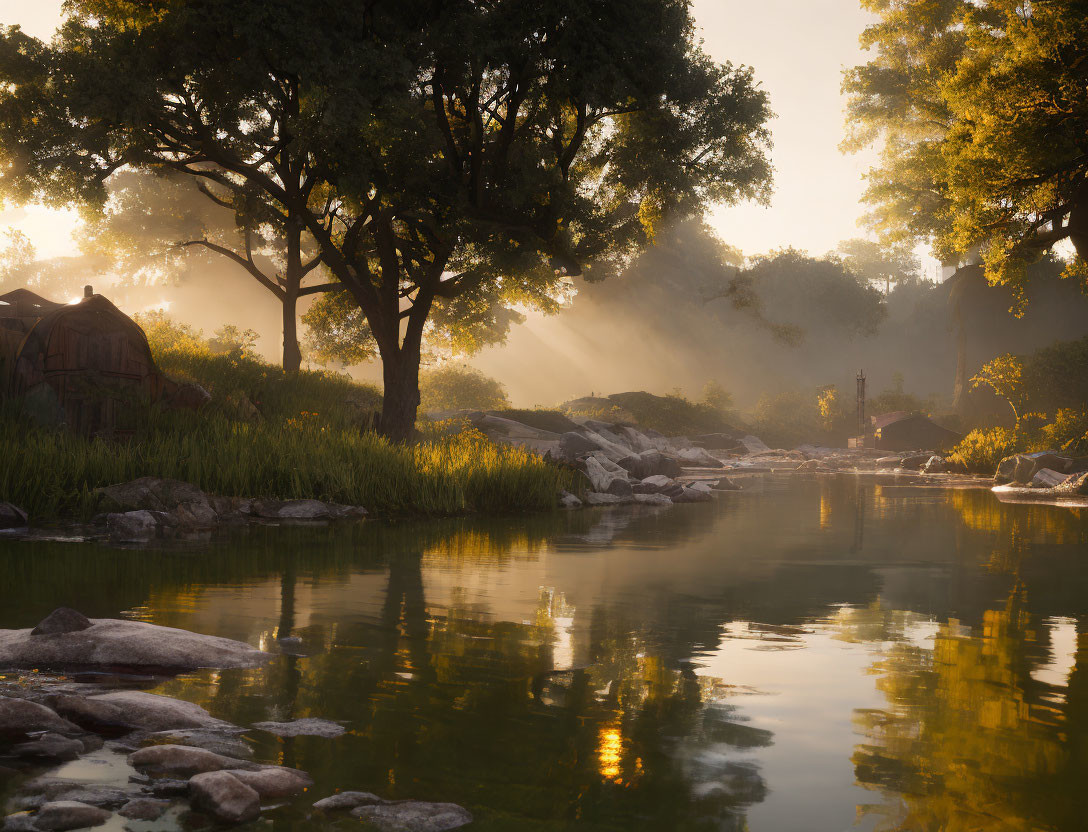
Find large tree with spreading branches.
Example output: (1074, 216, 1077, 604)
(0, 0, 772, 439)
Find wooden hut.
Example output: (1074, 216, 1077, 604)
(0, 286, 170, 434)
(872, 411, 962, 452)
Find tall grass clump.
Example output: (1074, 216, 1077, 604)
(0, 411, 575, 520)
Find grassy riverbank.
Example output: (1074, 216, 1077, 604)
(1, 410, 574, 520)
(1, 322, 575, 520)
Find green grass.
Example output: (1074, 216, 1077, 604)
(0, 332, 575, 520)
(0, 410, 575, 520)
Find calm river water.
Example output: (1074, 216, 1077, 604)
(3, 475, 1088, 831)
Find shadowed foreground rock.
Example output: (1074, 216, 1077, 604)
(0, 699, 78, 741)
(188, 772, 260, 824)
(88, 691, 232, 731)
(0, 614, 270, 670)
(31, 801, 111, 832)
(351, 801, 473, 832)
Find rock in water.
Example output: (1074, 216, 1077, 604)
(48, 695, 132, 736)
(188, 772, 261, 824)
(32, 802, 111, 832)
(351, 801, 473, 832)
(222, 768, 313, 799)
(128, 745, 256, 776)
(0, 698, 79, 740)
(31, 609, 92, 637)
(633, 493, 672, 507)
(90, 691, 232, 731)
(106, 510, 158, 542)
(252, 718, 346, 738)
(1031, 468, 1068, 488)
(0, 619, 269, 671)
(0, 503, 28, 530)
(11, 733, 83, 762)
(250, 499, 330, 520)
(313, 792, 386, 812)
(117, 799, 169, 821)
(1052, 471, 1088, 496)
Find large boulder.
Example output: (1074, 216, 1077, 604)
(581, 457, 617, 492)
(605, 478, 633, 498)
(0, 618, 270, 671)
(0, 503, 28, 530)
(90, 692, 233, 731)
(10, 733, 84, 762)
(95, 478, 214, 529)
(189, 772, 261, 824)
(558, 432, 599, 459)
(1032, 468, 1068, 488)
(351, 802, 473, 832)
(0, 698, 79, 741)
(1051, 471, 1088, 496)
(996, 452, 1073, 484)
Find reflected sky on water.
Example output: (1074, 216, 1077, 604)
(2, 476, 1087, 831)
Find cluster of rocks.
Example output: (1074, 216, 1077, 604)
(97, 477, 367, 543)
(993, 452, 1088, 496)
(0, 610, 471, 832)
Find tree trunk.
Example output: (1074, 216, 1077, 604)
(380, 350, 422, 443)
(282, 288, 302, 374)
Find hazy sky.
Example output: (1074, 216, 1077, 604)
(0, 0, 880, 261)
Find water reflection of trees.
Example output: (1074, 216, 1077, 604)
(849, 595, 1088, 831)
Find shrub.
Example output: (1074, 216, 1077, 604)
(584, 390, 738, 436)
(1022, 335, 1088, 413)
(419, 365, 509, 412)
(948, 426, 1021, 474)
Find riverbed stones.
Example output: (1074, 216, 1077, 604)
(0, 698, 78, 740)
(0, 619, 269, 672)
(189, 772, 261, 824)
(313, 792, 386, 812)
(117, 799, 169, 821)
(0, 504, 28, 530)
(223, 767, 313, 799)
(32, 802, 111, 832)
(251, 718, 346, 738)
(351, 801, 473, 832)
(128, 744, 258, 776)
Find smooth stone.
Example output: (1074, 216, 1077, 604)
(117, 799, 170, 821)
(222, 767, 313, 799)
(251, 718, 345, 738)
(33, 802, 111, 832)
(41, 787, 132, 810)
(148, 729, 253, 758)
(1031, 468, 1067, 488)
(11, 733, 84, 762)
(106, 511, 158, 542)
(0, 697, 79, 740)
(250, 499, 330, 520)
(313, 791, 386, 812)
(557, 491, 582, 509)
(583, 492, 625, 506)
(351, 801, 473, 832)
(90, 691, 233, 731)
(188, 772, 260, 824)
(633, 493, 672, 506)
(0, 620, 270, 671)
(30, 609, 92, 637)
(49, 696, 133, 736)
(128, 745, 259, 777)
(140, 779, 189, 798)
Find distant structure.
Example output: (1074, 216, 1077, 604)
(848, 370, 873, 449)
(871, 411, 962, 452)
(0, 286, 179, 434)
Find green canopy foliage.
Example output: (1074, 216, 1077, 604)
(0, 0, 773, 438)
(844, 0, 1088, 303)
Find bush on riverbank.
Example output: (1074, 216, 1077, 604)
(948, 409, 1088, 473)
